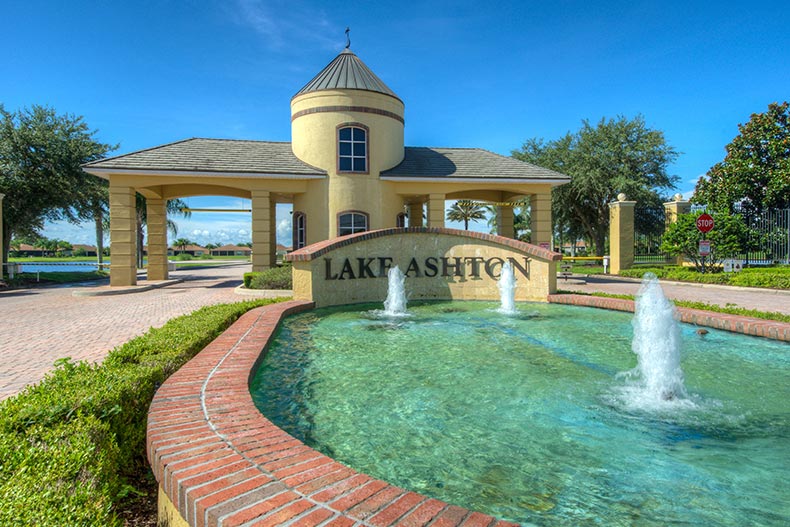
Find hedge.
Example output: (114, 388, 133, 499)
(243, 264, 292, 290)
(619, 265, 790, 289)
(0, 298, 286, 526)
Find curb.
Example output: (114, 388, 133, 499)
(72, 278, 184, 297)
(233, 285, 293, 298)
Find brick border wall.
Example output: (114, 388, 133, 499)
(547, 294, 790, 341)
(147, 300, 519, 527)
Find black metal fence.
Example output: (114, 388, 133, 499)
(689, 204, 789, 265)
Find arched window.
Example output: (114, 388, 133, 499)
(338, 125, 367, 172)
(293, 211, 306, 249)
(338, 211, 368, 236)
(396, 212, 406, 228)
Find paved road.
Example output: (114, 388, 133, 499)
(558, 274, 790, 315)
(0, 264, 258, 400)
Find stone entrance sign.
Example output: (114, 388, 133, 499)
(285, 227, 562, 308)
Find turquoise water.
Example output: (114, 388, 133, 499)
(250, 302, 790, 526)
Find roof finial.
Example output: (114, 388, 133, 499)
(345, 27, 351, 49)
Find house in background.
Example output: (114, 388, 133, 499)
(170, 244, 208, 256)
(210, 244, 252, 257)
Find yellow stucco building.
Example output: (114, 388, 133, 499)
(83, 47, 570, 286)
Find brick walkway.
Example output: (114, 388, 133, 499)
(0, 264, 257, 400)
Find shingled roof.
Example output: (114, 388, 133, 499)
(83, 139, 569, 183)
(82, 138, 327, 177)
(381, 147, 570, 183)
(293, 49, 401, 102)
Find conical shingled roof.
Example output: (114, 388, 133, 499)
(293, 49, 401, 101)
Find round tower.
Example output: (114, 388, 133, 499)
(290, 48, 405, 244)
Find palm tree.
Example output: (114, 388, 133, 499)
(173, 238, 192, 254)
(446, 200, 487, 230)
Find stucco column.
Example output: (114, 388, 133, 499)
(251, 189, 272, 272)
(608, 194, 636, 274)
(109, 183, 137, 286)
(427, 194, 445, 228)
(146, 198, 168, 281)
(0, 193, 5, 275)
(408, 202, 424, 228)
(497, 206, 515, 239)
(663, 193, 690, 266)
(530, 191, 552, 246)
(269, 199, 277, 267)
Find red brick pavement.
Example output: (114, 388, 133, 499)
(0, 264, 268, 400)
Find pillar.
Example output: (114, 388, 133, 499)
(408, 202, 424, 228)
(663, 193, 690, 266)
(609, 193, 636, 274)
(497, 206, 515, 239)
(146, 198, 168, 281)
(530, 192, 552, 247)
(109, 183, 137, 286)
(427, 194, 445, 228)
(0, 193, 5, 276)
(251, 189, 272, 272)
(269, 199, 277, 267)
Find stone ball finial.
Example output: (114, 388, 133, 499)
(617, 193, 627, 202)
(673, 193, 684, 201)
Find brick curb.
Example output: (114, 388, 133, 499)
(547, 294, 790, 341)
(147, 300, 519, 527)
(72, 278, 184, 296)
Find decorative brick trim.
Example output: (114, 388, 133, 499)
(547, 294, 790, 341)
(147, 300, 520, 527)
(284, 227, 564, 263)
(292, 105, 405, 124)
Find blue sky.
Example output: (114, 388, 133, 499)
(2, 0, 787, 247)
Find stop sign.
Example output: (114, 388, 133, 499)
(696, 213, 714, 233)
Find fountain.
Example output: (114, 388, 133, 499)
(383, 266, 408, 316)
(617, 273, 689, 410)
(497, 261, 517, 314)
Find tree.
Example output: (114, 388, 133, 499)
(74, 177, 109, 267)
(173, 238, 192, 254)
(693, 102, 790, 214)
(446, 200, 487, 230)
(513, 115, 679, 255)
(660, 212, 749, 273)
(0, 105, 115, 269)
(486, 199, 531, 241)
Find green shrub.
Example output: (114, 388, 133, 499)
(172, 253, 193, 261)
(729, 268, 790, 289)
(619, 265, 790, 289)
(0, 414, 121, 526)
(245, 265, 292, 290)
(0, 298, 285, 526)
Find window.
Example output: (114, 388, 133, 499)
(293, 212, 306, 249)
(396, 212, 406, 228)
(338, 126, 367, 172)
(338, 211, 368, 236)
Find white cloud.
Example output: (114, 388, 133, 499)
(231, 0, 337, 51)
(277, 218, 292, 242)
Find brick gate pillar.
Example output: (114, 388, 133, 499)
(497, 206, 515, 239)
(609, 193, 636, 274)
(663, 193, 690, 266)
(530, 191, 552, 247)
